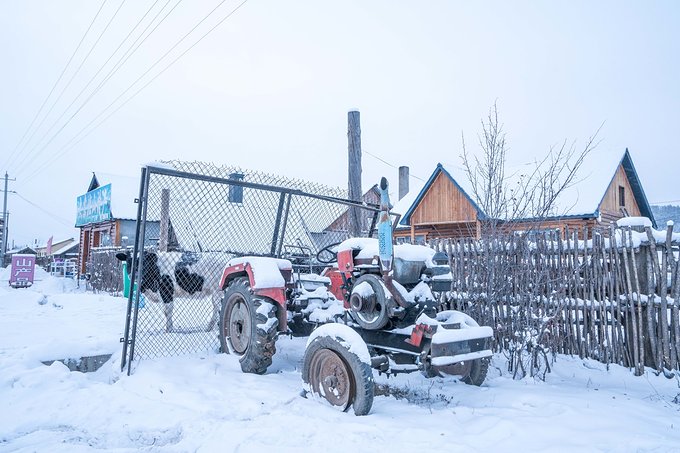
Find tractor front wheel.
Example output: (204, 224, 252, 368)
(302, 335, 374, 416)
(219, 277, 278, 374)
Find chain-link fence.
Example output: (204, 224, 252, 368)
(121, 162, 384, 373)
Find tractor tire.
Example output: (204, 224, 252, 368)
(219, 277, 278, 375)
(423, 357, 490, 386)
(461, 357, 490, 386)
(303, 335, 374, 416)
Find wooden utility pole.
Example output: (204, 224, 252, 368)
(348, 111, 362, 237)
(1, 172, 16, 266)
(159, 189, 170, 252)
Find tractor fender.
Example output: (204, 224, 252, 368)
(219, 257, 293, 307)
(306, 324, 371, 366)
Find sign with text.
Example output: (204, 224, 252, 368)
(10, 254, 36, 288)
(76, 184, 112, 226)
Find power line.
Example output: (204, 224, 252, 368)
(2, 0, 108, 171)
(364, 149, 427, 182)
(19, 0, 201, 183)
(23, 0, 250, 183)
(17, 0, 125, 177)
(15, 0, 182, 180)
(14, 192, 73, 228)
(12, 0, 162, 179)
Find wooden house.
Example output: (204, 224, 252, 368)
(3, 246, 37, 267)
(393, 149, 655, 242)
(76, 172, 162, 274)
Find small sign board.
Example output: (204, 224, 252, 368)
(10, 254, 36, 288)
(76, 184, 112, 226)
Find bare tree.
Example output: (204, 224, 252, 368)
(461, 102, 602, 230)
(459, 103, 602, 379)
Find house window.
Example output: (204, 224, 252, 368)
(618, 186, 625, 207)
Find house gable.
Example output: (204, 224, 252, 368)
(595, 149, 656, 228)
(598, 164, 641, 222)
(411, 171, 479, 225)
(86, 173, 100, 192)
(401, 164, 486, 226)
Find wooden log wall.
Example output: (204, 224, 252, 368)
(431, 224, 680, 374)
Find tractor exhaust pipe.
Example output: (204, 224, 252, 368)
(377, 177, 409, 309)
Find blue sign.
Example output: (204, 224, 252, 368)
(76, 184, 112, 226)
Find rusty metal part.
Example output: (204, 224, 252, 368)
(381, 273, 410, 309)
(307, 349, 355, 411)
(226, 295, 252, 354)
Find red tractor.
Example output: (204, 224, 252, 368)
(218, 178, 493, 415)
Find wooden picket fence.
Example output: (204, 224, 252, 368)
(431, 224, 680, 375)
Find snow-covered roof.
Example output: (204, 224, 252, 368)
(34, 238, 78, 256)
(508, 148, 654, 223)
(391, 181, 423, 221)
(5, 246, 36, 255)
(616, 216, 653, 228)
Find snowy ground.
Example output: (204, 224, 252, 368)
(1, 269, 680, 452)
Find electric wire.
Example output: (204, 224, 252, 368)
(12, 0, 162, 179)
(364, 150, 426, 182)
(14, 192, 73, 228)
(23, 0, 249, 184)
(2, 0, 108, 171)
(18, 0, 194, 182)
(13, 0, 126, 176)
(14, 0, 182, 181)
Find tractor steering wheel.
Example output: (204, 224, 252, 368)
(316, 242, 342, 265)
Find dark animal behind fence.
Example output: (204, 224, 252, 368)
(116, 250, 228, 333)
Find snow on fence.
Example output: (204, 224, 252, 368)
(121, 162, 383, 373)
(431, 224, 680, 376)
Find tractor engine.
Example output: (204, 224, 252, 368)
(330, 239, 452, 331)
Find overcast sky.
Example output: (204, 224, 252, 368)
(1, 0, 678, 247)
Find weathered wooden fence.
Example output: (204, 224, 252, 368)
(432, 224, 680, 376)
(87, 248, 123, 294)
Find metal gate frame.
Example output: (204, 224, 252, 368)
(120, 164, 398, 374)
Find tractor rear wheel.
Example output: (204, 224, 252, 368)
(219, 277, 278, 374)
(424, 357, 490, 386)
(461, 357, 490, 386)
(303, 336, 374, 416)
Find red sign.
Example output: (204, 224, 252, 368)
(10, 254, 36, 288)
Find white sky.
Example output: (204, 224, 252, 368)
(1, 0, 679, 246)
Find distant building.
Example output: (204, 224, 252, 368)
(3, 246, 37, 267)
(76, 172, 164, 275)
(393, 149, 655, 242)
(34, 237, 79, 267)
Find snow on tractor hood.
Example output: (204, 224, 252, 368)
(337, 238, 437, 267)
